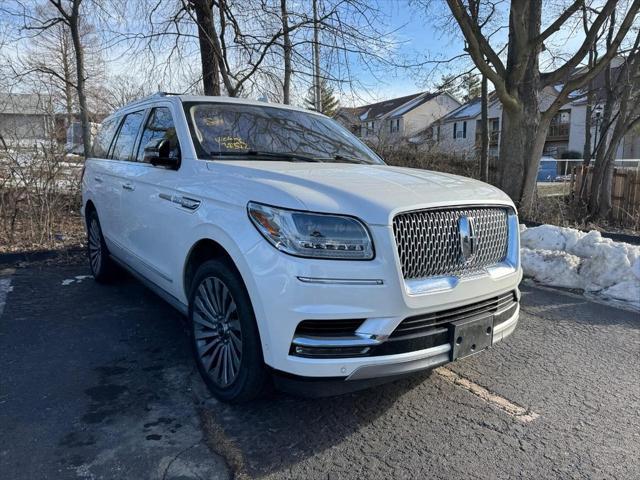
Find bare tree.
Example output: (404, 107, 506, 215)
(46, 0, 92, 157)
(444, 0, 640, 212)
(588, 36, 640, 219)
(189, 0, 222, 95)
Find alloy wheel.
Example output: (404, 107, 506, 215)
(88, 218, 102, 275)
(193, 277, 243, 387)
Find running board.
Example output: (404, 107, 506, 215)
(110, 255, 188, 316)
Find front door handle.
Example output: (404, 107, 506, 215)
(122, 183, 135, 191)
(94, 177, 103, 183)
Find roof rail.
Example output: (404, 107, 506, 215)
(111, 91, 183, 111)
(154, 91, 183, 97)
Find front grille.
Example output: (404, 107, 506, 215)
(393, 206, 509, 279)
(391, 290, 517, 338)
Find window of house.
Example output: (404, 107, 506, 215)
(110, 110, 145, 161)
(453, 121, 467, 139)
(549, 110, 570, 138)
(389, 118, 400, 133)
(475, 118, 500, 144)
(136, 107, 180, 162)
(365, 121, 375, 135)
(91, 117, 120, 158)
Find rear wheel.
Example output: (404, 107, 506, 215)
(87, 210, 117, 282)
(189, 259, 268, 403)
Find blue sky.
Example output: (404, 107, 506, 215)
(336, 0, 477, 105)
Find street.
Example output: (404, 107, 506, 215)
(1, 260, 639, 479)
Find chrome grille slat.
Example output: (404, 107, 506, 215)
(393, 207, 509, 280)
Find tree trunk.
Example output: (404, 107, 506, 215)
(192, 0, 221, 96)
(496, 0, 544, 212)
(499, 104, 549, 212)
(280, 0, 292, 104)
(60, 27, 74, 128)
(480, 74, 489, 182)
(312, 0, 321, 111)
(579, 93, 593, 201)
(68, 3, 90, 158)
(579, 46, 595, 201)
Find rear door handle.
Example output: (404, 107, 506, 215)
(122, 183, 135, 191)
(94, 177, 103, 183)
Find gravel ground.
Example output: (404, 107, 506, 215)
(0, 260, 638, 479)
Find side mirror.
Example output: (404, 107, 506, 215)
(143, 138, 180, 169)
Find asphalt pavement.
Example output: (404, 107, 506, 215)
(0, 259, 638, 479)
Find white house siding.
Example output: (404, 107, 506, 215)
(435, 101, 502, 157)
(568, 104, 587, 153)
(402, 95, 460, 136)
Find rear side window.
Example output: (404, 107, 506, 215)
(110, 111, 145, 161)
(91, 117, 119, 158)
(136, 107, 180, 162)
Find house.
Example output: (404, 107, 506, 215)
(334, 91, 460, 141)
(0, 93, 59, 148)
(0, 92, 100, 154)
(431, 63, 639, 161)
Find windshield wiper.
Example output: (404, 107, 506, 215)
(211, 150, 321, 163)
(319, 154, 368, 164)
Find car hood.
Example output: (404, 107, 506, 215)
(206, 161, 514, 225)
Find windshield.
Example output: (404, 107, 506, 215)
(184, 102, 384, 165)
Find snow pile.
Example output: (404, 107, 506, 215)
(520, 224, 640, 309)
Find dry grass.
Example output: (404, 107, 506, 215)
(379, 144, 480, 178)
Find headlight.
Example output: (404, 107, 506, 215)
(247, 202, 374, 260)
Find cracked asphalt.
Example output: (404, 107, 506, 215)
(0, 259, 638, 479)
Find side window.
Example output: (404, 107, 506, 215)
(110, 110, 145, 161)
(91, 117, 119, 158)
(136, 107, 180, 163)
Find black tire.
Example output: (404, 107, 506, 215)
(86, 209, 118, 283)
(189, 259, 268, 403)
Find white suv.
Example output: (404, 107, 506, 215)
(82, 93, 521, 402)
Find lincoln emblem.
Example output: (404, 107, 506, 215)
(458, 216, 476, 260)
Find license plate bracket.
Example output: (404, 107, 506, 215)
(449, 314, 493, 361)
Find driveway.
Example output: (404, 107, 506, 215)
(0, 259, 638, 479)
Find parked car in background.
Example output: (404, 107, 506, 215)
(82, 93, 522, 403)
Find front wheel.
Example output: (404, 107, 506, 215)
(86, 210, 117, 283)
(189, 259, 268, 403)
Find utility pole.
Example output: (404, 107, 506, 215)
(312, 0, 321, 112)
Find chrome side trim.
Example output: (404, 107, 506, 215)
(106, 235, 173, 283)
(159, 193, 201, 211)
(492, 304, 519, 343)
(346, 343, 451, 381)
(292, 334, 383, 348)
(403, 210, 520, 296)
(297, 277, 383, 286)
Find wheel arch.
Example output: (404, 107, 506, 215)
(183, 238, 243, 301)
(84, 199, 97, 227)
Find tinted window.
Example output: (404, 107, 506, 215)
(136, 107, 180, 162)
(91, 117, 119, 158)
(184, 102, 383, 165)
(110, 111, 145, 161)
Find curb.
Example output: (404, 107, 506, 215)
(0, 247, 85, 266)
(522, 220, 640, 246)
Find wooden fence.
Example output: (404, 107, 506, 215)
(572, 165, 640, 228)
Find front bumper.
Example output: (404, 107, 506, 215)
(242, 218, 522, 380)
(272, 308, 519, 397)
